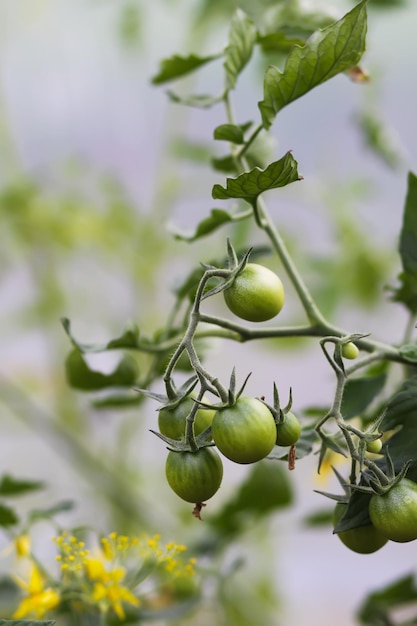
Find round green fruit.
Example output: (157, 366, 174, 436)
(223, 263, 285, 323)
(342, 342, 359, 360)
(366, 437, 383, 454)
(369, 478, 417, 543)
(211, 397, 276, 464)
(275, 411, 301, 447)
(165, 447, 223, 503)
(333, 502, 388, 554)
(158, 396, 214, 441)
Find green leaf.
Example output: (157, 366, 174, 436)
(333, 489, 372, 533)
(151, 52, 220, 84)
(0, 475, 44, 497)
(212, 151, 300, 206)
(0, 622, 56, 626)
(61, 317, 140, 352)
(357, 574, 417, 626)
(92, 392, 144, 408)
(28, 500, 75, 522)
(392, 171, 417, 313)
(341, 370, 387, 419)
(257, 32, 306, 54)
(224, 9, 257, 90)
(0, 503, 19, 527)
(65, 350, 138, 391)
(303, 508, 334, 527)
(211, 155, 239, 174)
(213, 124, 245, 144)
(399, 343, 417, 363)
(171, 209, 234, 242)
(380, 377, 417, 473)
(258, 1, 367, 128)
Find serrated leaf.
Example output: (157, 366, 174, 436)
(392, 171, 417, 313)
(171, 209, 234, 242)
(167, 91, 223, 109)
(0, 475, 44, 497)
(214, 124, 245, 144)
(0, 503, 19, 527)
(65, 350, 138, 391)
(341, 370, 387, 419)
(224, 9, 257, 90)
(61, 317, 140, 353)
(151, 52, 220, 85)
(212, 151, 300, 206)
(258, 1, 367, 128)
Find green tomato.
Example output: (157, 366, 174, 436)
(275, 411, 301, 446)
(223, 263, 285, 323)
(211, 397, 276, 464)
(341, 342, 359, 360)
(369, 478, 417, 543)
(158, 396, 214, 441)
(333, 502, 388, 554)
(366, 437, 383, 454)
(165, 447, 223, 503)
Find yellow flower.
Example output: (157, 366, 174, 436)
(13, 565, 60, 619)
(84, 557, 140, 619)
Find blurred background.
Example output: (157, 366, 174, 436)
(1, 0, 417, 624)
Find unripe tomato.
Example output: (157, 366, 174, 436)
(275, 411, 301, 446)
(333, 502, 388, 554)
(223, 263, 285, 322)
(366, 437, 382, 454)
(165, 447, 223, 503)
(211, 397, 276, 464)
(158, 396, 214, 440)
(341, 342, 359, 360)
(369, 478, 417, 542)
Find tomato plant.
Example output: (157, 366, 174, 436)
(223, 263, 285, 322)
(275, 411, 301, 447)
(165, 447, 223, 503)
(369, 479, 417, 543)
(158, 395, 214, 440)
(333, 503, 388, 554)
(211, 397, 276, 464)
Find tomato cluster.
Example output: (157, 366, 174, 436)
(161, 390, 304, 507)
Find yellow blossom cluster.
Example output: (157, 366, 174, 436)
(11, 530, 197, 622)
